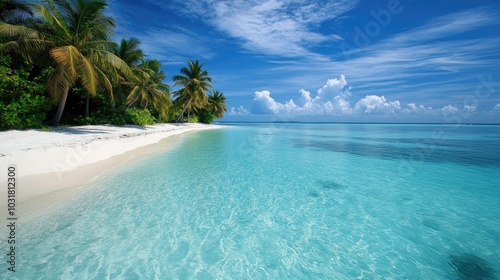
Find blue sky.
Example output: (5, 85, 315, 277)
(106, 0, 500, 123)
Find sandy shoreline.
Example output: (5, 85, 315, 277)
(0, 123, 223, 210)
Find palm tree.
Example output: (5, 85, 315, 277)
(0, 0, 133, 125)
(208, 90, 227, 119)
(125, 59, 171, 120)
(172, 60, 212, 123)
(0, 0, 33, 23)
(112, 37, 144, 68)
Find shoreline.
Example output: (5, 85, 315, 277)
(0, 123, 224, 213)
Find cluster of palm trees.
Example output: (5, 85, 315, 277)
(0, 0, 226, 126)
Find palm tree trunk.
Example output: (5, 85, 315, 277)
(49, 87, 69, 126)
(176, 98, 192, 123)
(85, 93, 90, 118)
(126, 97, 139, 109)
(144, 101, 149, 109)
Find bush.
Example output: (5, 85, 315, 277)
(126, 108, 155, 126)
(0, 93, 52, 130)
(198, 109, 215, 124)
(0, 54, 52, 130)
(188, 115, 198, 123)
(74, 112, 127, 126)
(110, 113, 127, 126)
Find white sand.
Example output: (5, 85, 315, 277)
(0, 123, 222, 208)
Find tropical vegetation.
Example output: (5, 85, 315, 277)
(0, 0, 226, 130)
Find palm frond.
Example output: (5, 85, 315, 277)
(35, 3, 70, 37)
(50, 45, 79, 79)
(0, 21, 39, 37)
(46, 65, 75, 102)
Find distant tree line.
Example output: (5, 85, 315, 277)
(0, 0, 227, 130)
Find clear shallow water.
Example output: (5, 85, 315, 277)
(6, 124, 500, 279)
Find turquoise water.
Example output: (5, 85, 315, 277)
(6, 124, 500, 279)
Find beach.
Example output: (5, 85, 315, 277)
(0, 123, 222, 210)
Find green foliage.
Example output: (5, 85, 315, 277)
(207, 90, 227, 119)
(172, 60, 212, 123)
(1, 4, 225, 130)
(198, 108, 215, 124)
(0, 55, 52, 130)
(110, 114, 127, 126)
(1, 0, 135, 125)
(126, 108, 155, 126)
(73, 112, 127, 126)
(66, 86, 128, 126)
(188, 115, 198, 123)
(125, 59, 171, 121)
(0, 93, 52, 130)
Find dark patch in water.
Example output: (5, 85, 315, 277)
(449, 254, 497, 280)
(400, 194, 413, 202)
(422, 219, 440, 231)
(318, 180, 346, 190)
(308, 191, 320, 197)
(292, 137, 500, 168)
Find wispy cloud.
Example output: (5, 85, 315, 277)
(134, 27, 216, 65)
(265, 7, 500, 104)
(106, 0, 215, 65)
(148, 0, 359, 58)
(389, 7, 499, 45)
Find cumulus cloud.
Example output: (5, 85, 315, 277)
(463, 105, 477, 115)
(246, 75, 483, 119)
(404, 103, 435, 115)
(252, 75, 387, 115)
(252, 75, 353, 115)
(252, 90, 286, 114)
(440, 105, 460, 115)
(354, 95, 401, 115)
(440, 105, 478, 117)
(228, 106, 250, 116)
(488, 103, 500, 115)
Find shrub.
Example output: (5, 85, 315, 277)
(188, 115, 198, 123)
(0, 54, 52, 130)
(0, 93, 52, 130)
(198, 109, 215, 124)
(126, 108, 155, 126)
(110, 113, 127, 126)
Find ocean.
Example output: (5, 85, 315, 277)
(7, 123, 500, 279)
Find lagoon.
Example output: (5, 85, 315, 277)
(8, 123, 500, 279)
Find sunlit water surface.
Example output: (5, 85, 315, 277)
(6, 124, 500, 279)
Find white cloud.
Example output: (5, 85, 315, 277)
(440, 105, 460, 115)
(252, 90, 284, 114)
(106, 0, 216, 65)
(252, 75, 354, 115)
(439, 104, 480, 120)
(463, 105, 477, 115)
(135, 28, 215, 65)
(494, 104, 500, 111)
(271, 7, 500, 102)
(164, 0, 359, 58)
(248, 75, 484, 118)
(354, 95, 401, 115)
(390, 8, 498, 45)
(228, 106, 250, 116)
(404, 103, 434, 115)
(316, 75, 349, 101)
